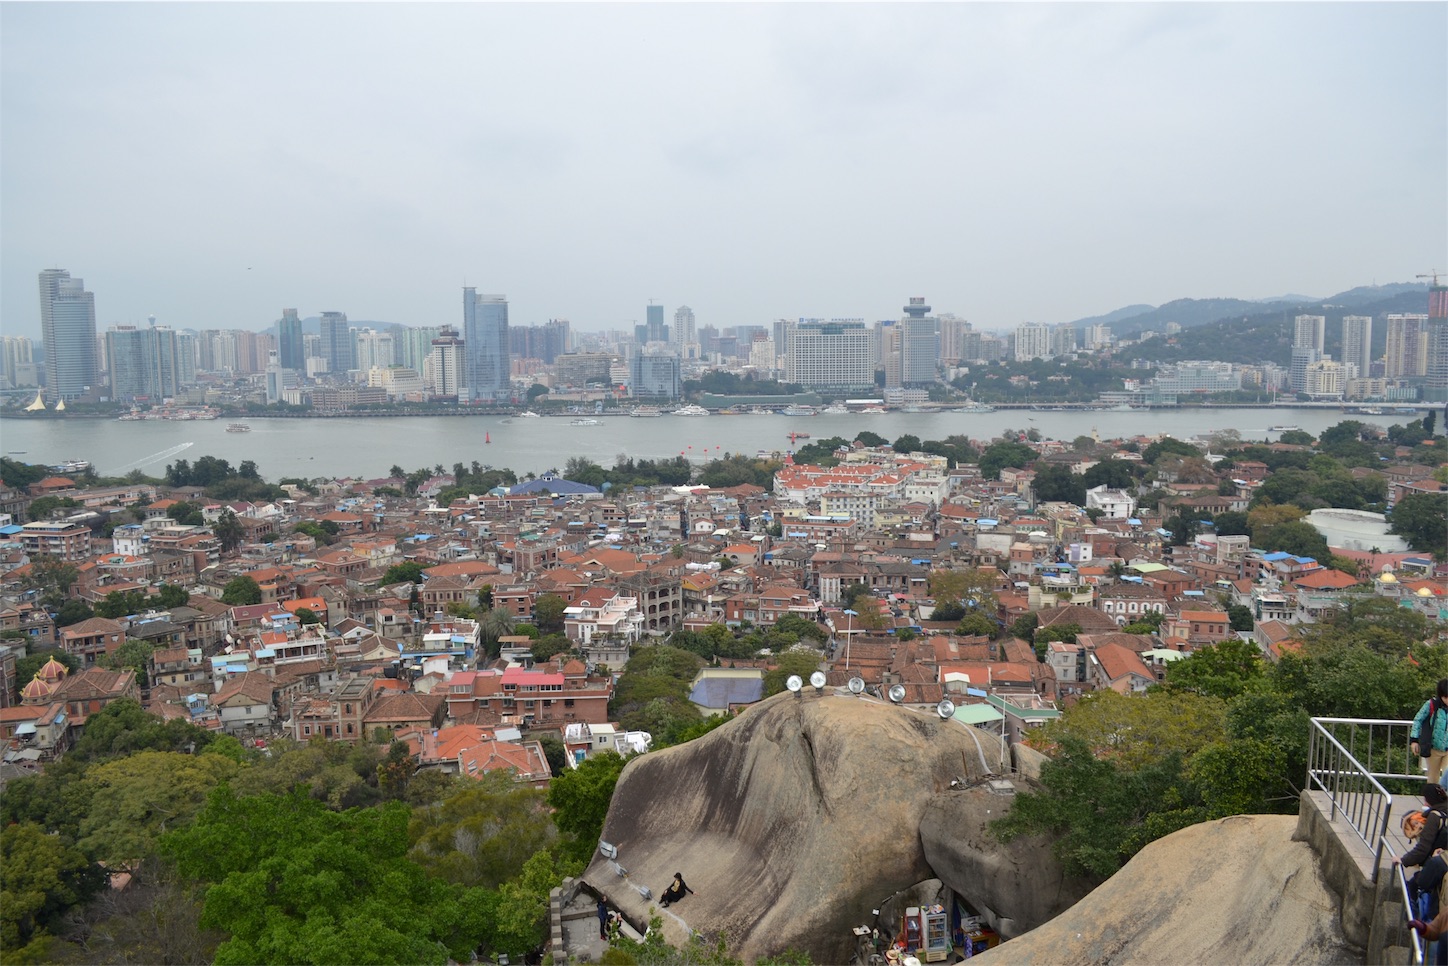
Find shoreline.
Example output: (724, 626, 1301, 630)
(0, 402, 1429, 422)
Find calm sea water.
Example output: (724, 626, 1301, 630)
(0, 408, 1413, 481)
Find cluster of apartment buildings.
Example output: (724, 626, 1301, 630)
(0, 429, 1443, 776)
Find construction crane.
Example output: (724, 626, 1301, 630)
(1417, 271, 1444, 287)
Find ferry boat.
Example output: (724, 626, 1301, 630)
(226, 423, 251, 433)
(49, 459, 91, 474)
(821, 403, 849, 415)
(517, 411, 542, 418)
(860, 406, 886, 414)
(629, 406, 663, 417)
(672, 404, 710, 417)
(781, 405, 816, 417)
(570, 417, 603, 426)
(1268, 425, 1300, 433)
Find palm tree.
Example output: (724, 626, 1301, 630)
(479, 608, 515, 657)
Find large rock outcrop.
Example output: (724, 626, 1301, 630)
(920, 787, 1096, 938)
(972, 814, 1362, 965)
(585, 689, 998, 963)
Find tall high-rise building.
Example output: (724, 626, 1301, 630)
(1426, 283, 1448, 400)
(630, 349, 681, 399)
(1293, 315, 1326, 355)
(645, 304, 666, 343)
(106, 324, 185, 402)
(673, 306, 696, 347)
(353, 328, 395, 372)
(1051, 323, 1078, 357)
(319, 312, 352, 375)
(784, 321, 875, 394)
(427, 326, 465, 400)
(1385, 314, 1429, 378)
(1289, 314, 1327, 391)
(463, 289, 510, 402)
(38, 268, 98, 403)
(1340, 316, 1373, 380)
(937, 314, 971, 363)
(0, 336, 36, 389)
(510, 320, 569, 363)
(277, 309, 304, 371)
(1013, 323, 1052, 362)
(899, 297, 938, 387)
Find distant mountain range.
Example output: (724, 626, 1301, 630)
(1078, 282, 1429, 336)
(1111, 285, 1433, 368)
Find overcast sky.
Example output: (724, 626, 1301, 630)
(3, 2, 1445, 339)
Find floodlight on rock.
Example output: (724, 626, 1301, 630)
(936, 698, 956, 720)
(848, 676, 865, 695)
(786, 675, 803, 698)
(888, 684, 906, 704)
(810, 671, 827, 693)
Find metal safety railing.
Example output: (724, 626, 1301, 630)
(1383, 838, 1426, 965)
(1307, 717, 1423, 873)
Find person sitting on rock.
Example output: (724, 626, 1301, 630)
(660, 872, 695, 908)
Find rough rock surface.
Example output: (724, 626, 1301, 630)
(919, 785, 1096, 938)
(584, 690, 995, 963)
(972, 814, 1362, 966)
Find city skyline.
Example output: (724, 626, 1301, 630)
(2, 4, 1443, 341)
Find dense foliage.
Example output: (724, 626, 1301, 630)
(995, 606, 1446, 880)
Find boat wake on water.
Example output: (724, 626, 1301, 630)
(107, 441, 194, 475)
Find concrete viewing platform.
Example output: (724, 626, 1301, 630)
(1300, 788, 1431, 964)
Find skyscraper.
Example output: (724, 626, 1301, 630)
(353, 328, 395, 372)
(1426, 283, 1448, 401)
(1293, 315, 1326, 355)
(38, 268, 98, 403)
(0, 336, 36, 390)
(899, 297, 938, 387)
(1290, 314, 1326, 391)
(1013, 323, 1052, 362)
(1340, 316, 1372, 379)
(319, 312, 352, 375)
(673, 306, 696, 348)
(645, 304, 666, 344)
(105, 324, 185, 402)
(428, 326, 465, 400)
(463, 288, 510, 402)
(784, 321, 875, 394)
(1385, 314, 1429, 378)
(277, 309, 304, 371)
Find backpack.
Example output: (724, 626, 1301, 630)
(1402, 806, 1448, 850)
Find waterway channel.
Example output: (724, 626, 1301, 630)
(0, 408, 1419, 482)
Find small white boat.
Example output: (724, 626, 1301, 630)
(630, 406, 663, 417)
(570, 418, 603, 426)
(672, 404, 710, 416)
(226, 423, 251, 433)
(517, 411, 542, 418)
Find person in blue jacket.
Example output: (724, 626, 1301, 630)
(1414, 680, 1448, 785)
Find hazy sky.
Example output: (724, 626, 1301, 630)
(3, 3, 1445, 339)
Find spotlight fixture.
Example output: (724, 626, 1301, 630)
(786, 674, 803, 695)
(936, 698, 956, 720)
(810, 670, 827, 692)
(888, 684, 906, 704)
(847, 676, 865, 695)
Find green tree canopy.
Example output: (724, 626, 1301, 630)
(220, 575, 262, 606)
(546, 751, 627, 864)
(1391, 493, 1448, 558)
(162, 787, 491, 966)
(409, 772, 557, 888)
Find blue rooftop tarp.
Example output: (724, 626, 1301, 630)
(689, 677, 764, 709)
